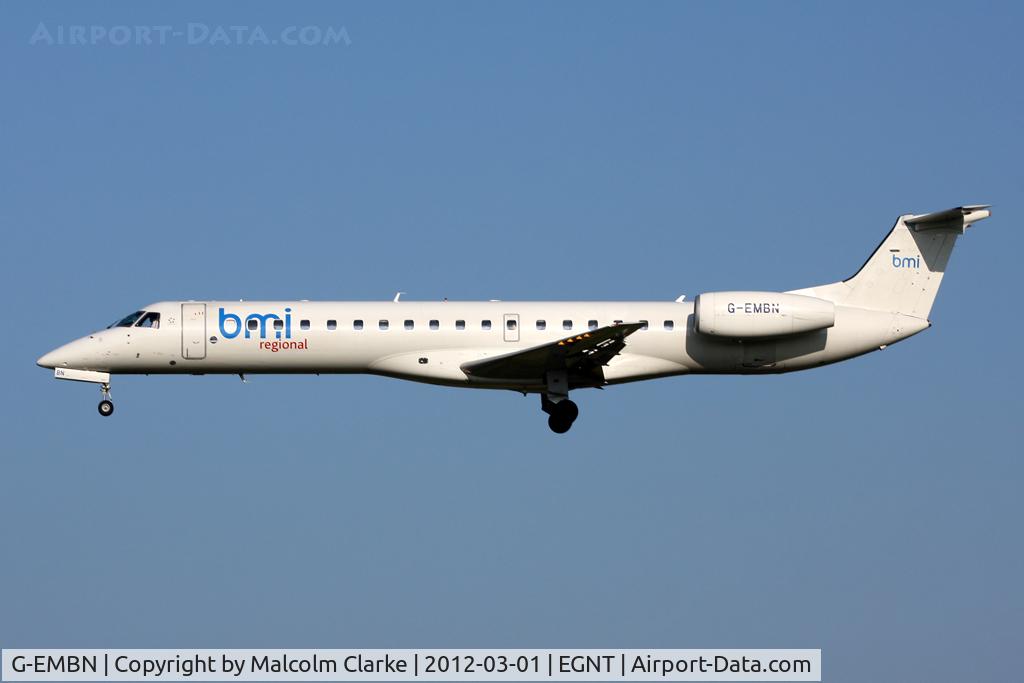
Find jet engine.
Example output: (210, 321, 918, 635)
(694, 291, 835, 338)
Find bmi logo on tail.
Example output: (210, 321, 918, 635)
(892, 254, 921, 269)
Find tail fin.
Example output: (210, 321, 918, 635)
(793, 205, 990, 318)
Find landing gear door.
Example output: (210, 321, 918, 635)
(181, 303, 207, 360)
(503, 313, 520, 342)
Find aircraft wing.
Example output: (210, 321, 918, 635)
(460, 322, 646, 383)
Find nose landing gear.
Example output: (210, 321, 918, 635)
(97, 383, 114, 417)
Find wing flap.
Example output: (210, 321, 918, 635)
(460, 322, 645, 382)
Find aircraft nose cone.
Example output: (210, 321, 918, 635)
(37, 350, 58, 368)
(37, 336, 103, 370)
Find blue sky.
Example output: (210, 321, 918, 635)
(1, 2, 1022, 681)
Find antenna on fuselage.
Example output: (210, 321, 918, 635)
(393, 292, 405, 302)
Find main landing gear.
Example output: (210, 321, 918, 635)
(97, 383, 114, 417)
(541, 369, 578, 433)
(542, 396, 579, 434)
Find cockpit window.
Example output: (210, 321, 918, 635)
(136, 312, 161, 329)
(109, 311, 144, 328)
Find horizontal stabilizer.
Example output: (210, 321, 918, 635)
(906, 205, 991, 234)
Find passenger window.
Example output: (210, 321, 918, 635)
(664, 320, 674, 331)
(404, 320, 414, 330)
(136, 312, 161, 329)
(482, 320, 492, 330)
(429, 320, 439, 330)
(379, 320, 389, 330)
(273, 319, 284, 331)
(640, 320, 649, 330)
(247, 319, 259, 331)
(588, 319, 598, 330)
(456, 320, 466, 330)
(353, 319, 364, 330)
(507, 319, 517, 330)
(327, 320, 337, 330)
(563, 320, 572, 330)
(536, 320, 546, 330)
(300, 319, 310, 330)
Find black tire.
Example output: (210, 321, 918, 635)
(98, 399, 114, 417)
(556, 399, 579, 423)
(548, 415, 572, 434)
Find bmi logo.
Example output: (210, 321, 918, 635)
(217, 307, 308, 352)
(892, 254, 921, 269)
(218, 307, 291, 339)
(218, 307, 290, 339)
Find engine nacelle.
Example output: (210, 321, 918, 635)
(694, 291, 835, 338)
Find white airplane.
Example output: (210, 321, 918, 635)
(38, 205, 989, 432)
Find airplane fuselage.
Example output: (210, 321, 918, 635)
(39, 299, 923, 391)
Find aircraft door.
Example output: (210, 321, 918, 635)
(181, 303, 207, 360)
(503, 313, 520, 342)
